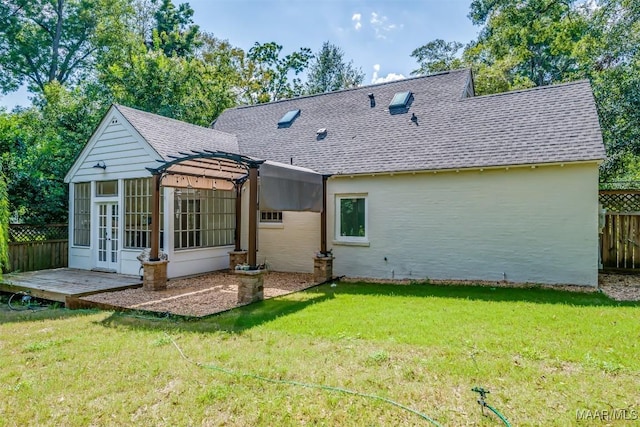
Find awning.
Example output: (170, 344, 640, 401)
(259, 160, 323, 212)
(148, 151, 323, 212)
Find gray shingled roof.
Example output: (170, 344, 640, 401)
(114, 104, 239, 160)
(213, 69, 605, 175)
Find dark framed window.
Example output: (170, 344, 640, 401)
(336, 195, 367, 242)
(73, 182, 91, 246)
(174, 189, 235, 249)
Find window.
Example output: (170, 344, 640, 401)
(174, 188, 235, 250)
(278, 109, 300, 128)
(96, 180, 118, 196)
(336, 195, 368, 243)
(260, 210, 283, 223)
(73, 182, 91, 246)
(124, 178, 163, 249)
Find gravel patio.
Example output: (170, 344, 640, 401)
(76, 271, 317, 317)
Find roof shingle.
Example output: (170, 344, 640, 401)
(213, 69, 605, 175)
(114, 104, 239, 160)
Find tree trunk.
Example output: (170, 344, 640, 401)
(49, 0, 64, 83)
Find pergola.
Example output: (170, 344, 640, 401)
(145, 149, 328, 270)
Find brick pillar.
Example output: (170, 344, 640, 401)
(228, 250, 248, 270)
(142, 260, 169, 291)
(314, 256, 334, 284)
(235, 269, 265, 304)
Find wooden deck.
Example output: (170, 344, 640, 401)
(0, 268, 142, 306)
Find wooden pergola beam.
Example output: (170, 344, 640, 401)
(321, 175, 328, 254)
(149, 173, 161, 261)
(248, 166, 259, 267)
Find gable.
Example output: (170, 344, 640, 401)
(64, 106, 163, 183)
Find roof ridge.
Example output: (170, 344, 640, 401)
(465, 79, 592, 101)
(113, 103, 232, 135)
(227, 69, 472, 111)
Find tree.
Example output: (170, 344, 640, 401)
(585, 0, 640, 178)
(0, 0, 131, 94)
(410, 39, 464, 76)
(464, 0, 591, 92)
(305, 42, 364, 94)
(151, 0, 200, 57)
(246, 42, 313, 103)
(99, 42, 236, 126)
(0, 83, 105, 223)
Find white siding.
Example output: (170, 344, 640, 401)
(66, 113, 161, 184)
(167, 247, 233, 278)
(68, 247, 92, 270)
(327, 163, 600, 286)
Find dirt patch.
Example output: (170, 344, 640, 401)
(598, 273, 640, 301)
(80, 271, 316, 317)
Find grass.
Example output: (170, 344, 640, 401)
(1, 282, 639, 426)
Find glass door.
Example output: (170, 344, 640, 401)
(96, 203, 119, 271)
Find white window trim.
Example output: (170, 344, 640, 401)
(334, 194, 369, 244)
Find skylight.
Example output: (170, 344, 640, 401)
(389, 91, 412, 109)
(278, 109, 300, 128)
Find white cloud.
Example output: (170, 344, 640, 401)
(369, 12, 400, 39)
(352, 13, 362, 30)
(371, 64, 405, 84)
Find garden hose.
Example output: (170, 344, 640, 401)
(472, 386, 511, 427)
(167, 334, 443, 426)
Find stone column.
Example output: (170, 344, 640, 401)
(314, 256, 334, 284)
(228, 250, 248, 270)
(235, 269, 265, 304)
(142, 260, 169, 291)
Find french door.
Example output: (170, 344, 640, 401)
(96, 203, 119, 271)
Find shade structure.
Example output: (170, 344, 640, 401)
(259, 160, 323, 213)
(145, 150, 325, 267)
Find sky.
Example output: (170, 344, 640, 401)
(0, 0, 480, 110)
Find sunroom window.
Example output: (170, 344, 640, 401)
(73, 182, 91, 246)
(174, 188, 235, 250)
(124, 178, 163, 249)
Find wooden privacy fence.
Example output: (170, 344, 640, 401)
(600, 191, 640, 270)
(6, 224, 68, 273)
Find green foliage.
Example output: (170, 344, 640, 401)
(465, 0, 591, 93)
(410, 39, 464, 76)
(99, 42, 235, 126)
(246, 42, 313, 103)
(151, 0, 200, 57)
(0, 0, 131, 94)
(305, 41, 364, 94)
(0, 83, 105, 223)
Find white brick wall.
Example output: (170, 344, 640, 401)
(327, 163, 599, 286)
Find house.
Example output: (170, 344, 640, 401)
(64, 69, 605, 286)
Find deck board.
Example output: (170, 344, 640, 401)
(0, 268, 142, 304)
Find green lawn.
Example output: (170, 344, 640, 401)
(1, 282, 639, 426)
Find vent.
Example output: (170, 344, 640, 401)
(278, 109, 300, 128)
(368, 93, 375, 108)
(389, 91, 412, 109)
